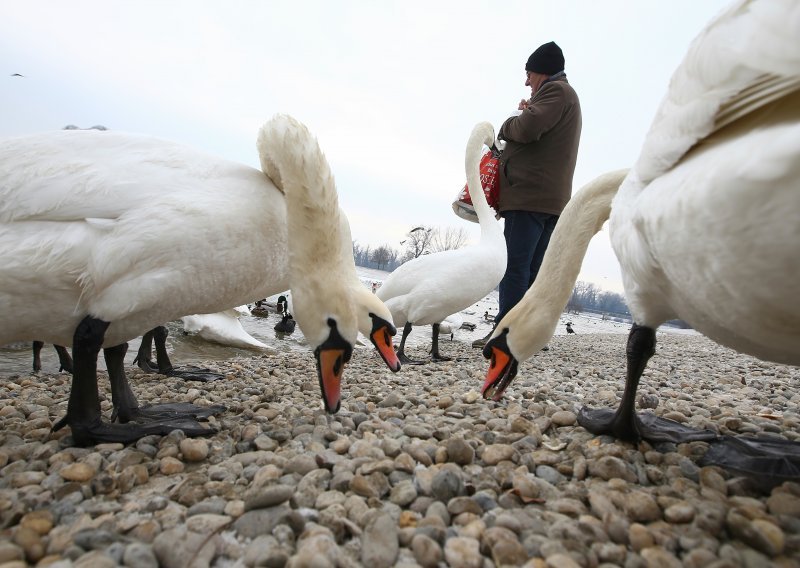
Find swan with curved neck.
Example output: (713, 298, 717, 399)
(481, 169, 629, 399)
(482, 0, 800, 462)
(257, 114, 399, 413)
(256, 122, 401, 379)
(0, 117, 395, 442)
(377, 122, 506, 363)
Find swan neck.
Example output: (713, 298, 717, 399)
(465, 127, 496, 230)
(526, 170, 628, 315)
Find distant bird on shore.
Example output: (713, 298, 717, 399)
(10, 73, 25, 77)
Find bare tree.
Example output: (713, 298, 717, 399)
(371, 244, 395, 270)
(430, 226, 469, 253)
(401, 225, 433, 261)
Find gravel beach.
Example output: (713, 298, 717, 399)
(1, 332, 799, 567)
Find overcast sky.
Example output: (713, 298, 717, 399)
(1, 1, 730, 294)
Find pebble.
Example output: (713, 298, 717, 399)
(0, 335, 797, 567)
(179, 438, 209, 462)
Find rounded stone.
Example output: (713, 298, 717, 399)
(443, 536, 482, 568)
(179, 438, 209, 462)
(58, 462, 97, 483)
(411, 533, 443, 568)
(550, 410, 577, 426)
(446, 438, 474, 465)
(159, 457, 185, 475)
(481, 444, 515, 465)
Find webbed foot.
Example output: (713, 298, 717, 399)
(577, 407, 718, 445)
(397, 351, 425, 365)
(164, 365, 225, 382)
(112, 401, 226, 423)
(67, 416, 216, 447)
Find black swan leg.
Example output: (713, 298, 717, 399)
(578, 324, 798, 485)
(33, 342, 73, 373)
(54, 345, 73, 373)
(577, 323, 656, 442)
(52, 316, 217, 446)
(135, 325, 223, 382)
(578, 324, 718, 444)
(430, 324, 452, 362)
(32, 341, 43, 372)
(397, 322, 424, 365)
(132, 329, 160, 373)
(105, 342, 225, 424)
(154, 325, 224, 382)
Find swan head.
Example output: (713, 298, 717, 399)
(314, 317, 354, 414)
(367, 312, 401, 372)
(355, 288, 400, 372)
(480, 328, 519, 401)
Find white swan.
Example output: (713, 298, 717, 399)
(481, 169, 629, 398)
(0, 119, 395, 443)
(377, 122, 507, 363)
(258, 114, 399, 413)
(182, 305, 269, 350)
(482, 0, 800, 447)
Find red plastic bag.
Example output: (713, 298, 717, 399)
(452, 146, 501, 223)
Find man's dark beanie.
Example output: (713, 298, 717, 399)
(526, 41, 565, 75)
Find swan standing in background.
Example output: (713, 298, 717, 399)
(377, 122, 506, 363)
(258, 114, 399, 414)
(482, 0, 800, 478)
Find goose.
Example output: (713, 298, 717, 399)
(259, 114, 400, 413)
(482, 0, 800, 478)
(377, 122, 507, 363)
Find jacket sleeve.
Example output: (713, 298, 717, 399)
(499, 84, 566, 143)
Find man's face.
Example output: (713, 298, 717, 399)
(525, 71, 547, 96)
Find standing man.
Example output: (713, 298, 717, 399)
(474, 41, 582, 347)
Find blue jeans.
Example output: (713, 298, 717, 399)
(497, 210, 560, 322)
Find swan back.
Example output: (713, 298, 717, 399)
(609, 0, 800, 365)
(0, 129, 289, 348)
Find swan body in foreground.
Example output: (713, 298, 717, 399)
(482, 0, 800, 478)
(377, 122, 506, 363)
(0, 119, 395, 442)
(259, 115, 399, 413)
(182, 306, 269, 350)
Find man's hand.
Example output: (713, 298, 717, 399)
(518, 99, 529, 111)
